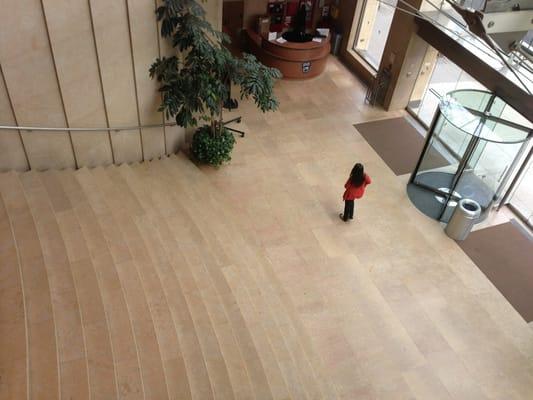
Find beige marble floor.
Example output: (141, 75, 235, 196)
(1, 56, 532, 400)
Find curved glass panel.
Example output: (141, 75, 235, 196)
(459, 139, 523, 211)
(449, 89, 492, 112)
(411, 112, 468, 220)
(439, 90, 531, 143)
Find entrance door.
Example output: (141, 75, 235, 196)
(411, 110, 476, 219)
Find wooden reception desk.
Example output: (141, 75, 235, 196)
(245, 29, 330, 79)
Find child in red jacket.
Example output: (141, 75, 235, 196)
(340, 163, 371, 222)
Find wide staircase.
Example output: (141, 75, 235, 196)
(0, 153, 338, 400)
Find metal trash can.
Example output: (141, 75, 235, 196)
(445, 199, 481, 240)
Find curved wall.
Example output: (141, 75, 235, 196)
(0, 0, 222, 171)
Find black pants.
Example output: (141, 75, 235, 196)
(343, 200, 354, 220)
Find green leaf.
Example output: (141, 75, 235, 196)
(150, 0, 280, 131)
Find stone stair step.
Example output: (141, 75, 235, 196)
(0, 154, 343, 399)
(122, 161, 216, 400)
(0, 171, 59, 399)
(0, 174, 27, 400)
(85, 166, 169, 399)
(161, 156, 332, 399)
(73, 167, 144, 399)
(21, 170, 90, 399)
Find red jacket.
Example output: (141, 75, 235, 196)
(343, 174, 371, 200)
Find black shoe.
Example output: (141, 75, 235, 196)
(339, 213, 347, 222)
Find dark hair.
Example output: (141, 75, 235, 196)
(350, 163, 365, 187)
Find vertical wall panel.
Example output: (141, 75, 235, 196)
(89, 0, 142, 164)
(243, 0, 268, 30)
(0, 66, 29, 172)
(205, 0, 222, 30)
(42, 0, 113, 168)
(155, 0, 186, 154)
(0, 0, 75, 170)
(127, 0, 166, 160)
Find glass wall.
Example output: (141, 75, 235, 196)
(508, 155, 533, 227)
(352, 0, 397, 70)
(408, 49, 486, 127)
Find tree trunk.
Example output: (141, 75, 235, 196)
(210, 113, 216, 137)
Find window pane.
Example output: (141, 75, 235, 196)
(509, 156, 533, 227)
(352, 0, 397, 70)
(408, 50, 487, 127)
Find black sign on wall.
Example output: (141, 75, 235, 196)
(302, 62, 311, 73)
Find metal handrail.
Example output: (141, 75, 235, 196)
(0, 121, 177, 132)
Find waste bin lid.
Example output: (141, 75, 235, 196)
(459, 199, 481, 217)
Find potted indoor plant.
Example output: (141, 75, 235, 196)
(149, 0, 281, 166)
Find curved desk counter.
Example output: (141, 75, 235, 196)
(245, 29, 330, 79)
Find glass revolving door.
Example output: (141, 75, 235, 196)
(407, 89, 531, 222)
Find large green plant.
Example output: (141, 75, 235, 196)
(149, 0, 281, 162)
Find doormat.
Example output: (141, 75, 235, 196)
(354, 117, 448, 175)
(458, 220, 533, 322)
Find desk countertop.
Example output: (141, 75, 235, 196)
(246, 29, 330, 51)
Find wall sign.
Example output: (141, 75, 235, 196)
(302, 62, 311, 73)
